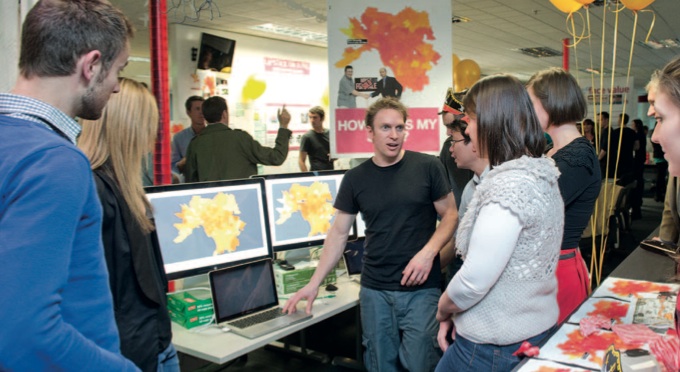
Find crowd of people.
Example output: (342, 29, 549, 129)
(3, 1, 680, 371)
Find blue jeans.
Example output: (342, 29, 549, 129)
(434, 328, 553, 372)
(157, 343, 180, 372)
(360, 286, 441, 372)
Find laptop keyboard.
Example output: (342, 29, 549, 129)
(228, 307, 286, 329)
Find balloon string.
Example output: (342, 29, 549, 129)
(640, 9, 655, 44)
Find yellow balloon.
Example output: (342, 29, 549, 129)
(620, 0, 655, 11)
(321, 88, 329, 107)
(241, 75, 267, 101)
(549, 0, 583, 13)
(454, 59, 481, 91)
(574, 0, 594, 4)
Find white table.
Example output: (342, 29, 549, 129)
(171, 279, 361, 365)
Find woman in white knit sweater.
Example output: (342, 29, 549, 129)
(435, 74, 564, 371)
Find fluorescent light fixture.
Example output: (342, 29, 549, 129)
(128, 56, 151, 63)
(250, 23, 327, 45)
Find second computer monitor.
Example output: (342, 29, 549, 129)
(259, 170, 355, 252)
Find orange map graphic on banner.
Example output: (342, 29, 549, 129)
(335, 7, 440, 92)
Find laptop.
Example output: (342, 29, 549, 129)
(209, 258, 312, 339)
(342, 239, 364, 282)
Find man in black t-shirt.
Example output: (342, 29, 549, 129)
(298, 106, 334, 171)
(599, 113, 639, 183)
(283, 98, 458, 372)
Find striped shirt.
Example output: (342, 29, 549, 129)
(0, 93, 81, 144)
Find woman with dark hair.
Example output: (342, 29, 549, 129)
(582, 118, 596, 146)
(435, 74, 563, 371)
(527, 68, 601, 323)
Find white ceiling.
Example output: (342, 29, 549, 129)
(113, 0, 680, 85)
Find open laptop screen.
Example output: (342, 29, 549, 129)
(210, 259, 278, 323)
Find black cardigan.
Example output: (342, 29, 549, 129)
(94, 168, 171, 372)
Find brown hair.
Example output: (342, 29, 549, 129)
(309, 106, 325, 121)
(365, 97, 408, 128)
(202, 96, 228, 124)
(527, 67, 587, 127)
(657, 56, 680, 108)
(463, 74, 545, 167)
(19, 0, 133, 79)
(79, 78, 158, 233)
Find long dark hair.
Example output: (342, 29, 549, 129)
(463, 74, 545, 167)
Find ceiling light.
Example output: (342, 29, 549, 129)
(250, 24, 327, 45)
(452, 16, 471, 23)
(518, 47, 562, 58)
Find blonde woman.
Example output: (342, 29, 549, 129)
(79, 78, 177, 372)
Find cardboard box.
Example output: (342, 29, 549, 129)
(168, 308, 213, 329)
(274, 265, 336, 294)
(167, 291, 213, 316)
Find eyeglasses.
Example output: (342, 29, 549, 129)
(450, 138, 466, 147)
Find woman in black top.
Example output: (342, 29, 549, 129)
(79, 78, 176, 371)
(528, 68, 602, 323)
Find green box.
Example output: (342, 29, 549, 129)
(169, 308, 213, 329)
(274, 265, 337, 294)
(167, 291, 213, 316)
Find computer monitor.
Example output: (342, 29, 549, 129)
(256, 170, 356, 252)
(145, 178, 271, 280)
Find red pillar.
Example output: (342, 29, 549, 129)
(149, 0, 171, 185)
(563, 38, 569, 71)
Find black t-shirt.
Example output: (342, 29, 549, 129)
(552, 137, 601, 249)
(602, 127, 636, 179)
(334, 151, 450, 291)
(439, 137, 473, 207)
(300, 130, 333, 171)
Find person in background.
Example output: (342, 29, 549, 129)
(0, 0, 138, 370)
(582, 118, 596, 146)
(371, 67, 403, 99)
(284, 98, 458, 372)
(338, 65, 369, 108)
(600, 113, 638, 184)
(439, 116, 489, 283)
(439, 110, 473, 207)
(527, 67, 600, 323)
(171, 96, 205, 182)
(598, 111, 610, 178)
(184, 96, 291, 181)
(299, 106, 333, 171)
(79, 78, 177, 372)
(631, 118, 648, 219)
(436, 74, 562, 371)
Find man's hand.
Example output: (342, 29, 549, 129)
(177, 157, 187, 172)
(277, 105, 291, 129)
(437, 318, 455, 352)
(282, 283, 319, 315)
(400, 248, 434, 286)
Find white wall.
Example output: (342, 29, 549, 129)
(0, 0, 39, 92)
(169, 24, 340, 174)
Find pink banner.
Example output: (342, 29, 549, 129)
(335, 107, 440, 153)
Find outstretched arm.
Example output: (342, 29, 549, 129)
(282, 211, 355, 315)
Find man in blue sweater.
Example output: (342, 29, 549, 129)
(0, 1, 139, 370)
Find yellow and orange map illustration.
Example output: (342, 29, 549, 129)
(335, 7, 440, 92)
(173, 193, 246, 255)
(275, 181, 335, 236)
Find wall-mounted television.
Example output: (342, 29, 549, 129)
(255, 170, 356, 252)
(145, 178, 270, 280)
(197, 32, 236, 73)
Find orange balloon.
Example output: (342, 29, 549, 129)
(549, 0, 583, 13)
(454, 59, 481, 91)
(620, 0, 655, 11)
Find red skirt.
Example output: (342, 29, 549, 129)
(556, 248, 590, 324)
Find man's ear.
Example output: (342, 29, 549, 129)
(79, 50, 103, 82)
(365, 125, 373, 142)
